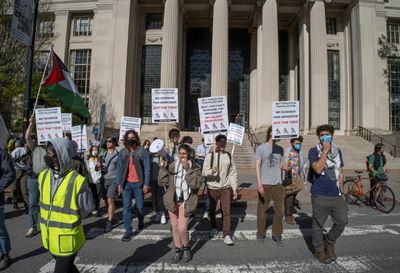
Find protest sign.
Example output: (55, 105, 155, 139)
(203, 133, 214, 147)
(35, 107, 63, 145)
(198, 96, 229, 134)
(272, 101, 299, 139)
(0, 115, 9, 149)
(227, 123, 245, 145)
(152, 88, 179, 123)
(61, 113, 72, 132)
(72, 125, 88, 152)
(119, 116, 142, 141)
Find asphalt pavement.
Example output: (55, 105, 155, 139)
(2, 171, 400, 273)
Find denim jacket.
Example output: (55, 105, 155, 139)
(116, 146, 151, 189)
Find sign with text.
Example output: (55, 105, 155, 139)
(61, 113, 72, 132)
(272, 101, 299, 139)
(119, 116, 142, 141)
(72, 125, 88, 152)
(11, 0, 34, 46)
(152, 88, 179, 123)
(198, 96, 229, 134)
(0, 115, 9, 149)
(35, 107, 63, 145)
(227, 123, 245, 145)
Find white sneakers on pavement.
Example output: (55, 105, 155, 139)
(160, 213, 167, 225)
(224, 235, 234, 246)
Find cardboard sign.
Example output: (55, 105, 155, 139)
(11, 0, 34, 46)
(119, 116, 142, 141)
(227, 123, 245, 145)
(61, 113, 72, 132)
(152, 88, 179, 123)
(272, 101, 300, 139)
(198, 96, 229, 134)
(35, 107, 63, 145)
(72, 125, 88, 152)
(0, 115, 9, 149)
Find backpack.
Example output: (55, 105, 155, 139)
(209, 151, 232, 171)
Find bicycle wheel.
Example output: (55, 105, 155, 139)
(343, 179, 360, 204)
(374, 185, 396, 213)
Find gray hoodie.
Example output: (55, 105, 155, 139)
(48, 138, 94, 218)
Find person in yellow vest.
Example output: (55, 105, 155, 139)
(39, 138, 94, 273)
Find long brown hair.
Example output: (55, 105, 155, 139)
(123, 130, 141, 147)
(266, 126, 273, 142)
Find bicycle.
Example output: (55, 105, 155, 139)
(343, 170, 396, 213)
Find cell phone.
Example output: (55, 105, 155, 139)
(258, 192, 265, 204)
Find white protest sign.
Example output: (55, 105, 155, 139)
(203, 133, 214, 147)
(227, 123, 245, 145)
(72, 125, 88, 152)
(119, 116, 142, 141)
(0, 115, 9, 149)
(35, 107, 63, 145)
(198, 96, 229, 134)
(152, 88, 179, 123)
(272, 101, 300, 139)
(11, 0, 34, 46)
(61, 113, 72, 132)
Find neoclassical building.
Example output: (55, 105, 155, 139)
(40, 0, 400, 134)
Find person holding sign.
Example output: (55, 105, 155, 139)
(168, 129, 180, 161)
(202, 135, 238, 246)
(158, 144, 202, 263)
(255, 126, 285, 247)
(117, 130, 151, 242)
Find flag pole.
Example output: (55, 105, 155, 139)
(32, 46, 53, 114)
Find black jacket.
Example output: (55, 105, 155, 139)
(0, 149, 16, 206)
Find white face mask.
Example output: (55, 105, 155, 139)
(92, 151, 98, 157)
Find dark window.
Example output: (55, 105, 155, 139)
(388, 58, 400, 131)
(141, 45, 161, 123)
(326, 18, 337, 35)
(328, 50, 341, 130)
(387, 22, 400, 44)
(69, 49, 92, 106)
(34, 51, 50, 73)
(73, 16, 93, 36)
(38, 17, 54, 38)
(146, 14, 163, 30)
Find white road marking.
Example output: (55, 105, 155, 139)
(86, 224, 400, 241)
(38, 254, 386, 273)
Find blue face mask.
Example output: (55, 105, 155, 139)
(321, 135, 332, 144)
(293, 144, 301, 151)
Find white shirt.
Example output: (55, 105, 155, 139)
(196, 144, 207, 158)
(174, 160, 192, 202)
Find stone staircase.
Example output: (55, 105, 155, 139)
(139, 130, 256, 169)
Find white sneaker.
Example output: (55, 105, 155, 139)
(203, 211, 209, 219)
(210, 228, 218, 238)
(224, 235, 234, 246)
(160, 213, 167, 225)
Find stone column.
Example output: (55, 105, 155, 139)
(211, 0, 229, 97)
(310, 0, 329, 128)
(160, 0, 179, 88)
(53, 11, 70, 62)
(288, 30, 296, 101)
(256, 22, 263, 129)
(259, 0, 279, 129)
(249, 27, 257, 128)
(299, 11, 310, 132)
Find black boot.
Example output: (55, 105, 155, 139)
(171, 248, 183, 263)
(182, 247, 192, 263)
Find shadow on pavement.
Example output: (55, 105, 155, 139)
(295, 212, 313, 253)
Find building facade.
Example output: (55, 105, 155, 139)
(41, 0, 400, 133)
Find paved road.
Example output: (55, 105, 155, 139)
(2, 171, 400, 273)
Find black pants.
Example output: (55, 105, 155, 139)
(52, 254, 79, 273)
(311, 195, 348, 253)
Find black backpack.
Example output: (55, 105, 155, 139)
(209, 151, 232, 171)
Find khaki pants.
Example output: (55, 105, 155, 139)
(257, 185, 284, 238)
(208, 187, 232, 237)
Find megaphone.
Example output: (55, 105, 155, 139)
(149, 139, 173, 163)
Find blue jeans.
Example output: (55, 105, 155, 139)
(122, 182, 144, 232)
(27, 177, 39, 229)
(0, 208, 11, 255)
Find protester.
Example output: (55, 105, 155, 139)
(158, 144, 202, 263)
(86, 145, 103, 217)
(368, 143, 388, 206)
(282, 136, 306, 225)
(308, 124, 347, 264)
(168, 128, 180, 161)
(38, 138, 93, 273)
(149, 138, 166, 224)
(202, 134, 238, 245)
(102, 136, 119, 232)
(143, 140, 151, 151)
(10, 138, 29, 212)
(255, 126, 285, 247)
(0, 147, 16, 270)
(180, 136, 195, 159)
(196, 138, 210, 219)
(24, 116, 47, 238)
(117, 130, 151, 242)
(70, 140, 87, 177)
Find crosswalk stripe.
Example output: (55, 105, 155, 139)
(38, 254, 386, 273)
(86, 224, 400, 241)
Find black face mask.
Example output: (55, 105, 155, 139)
(44, 155, 59, 170)
(127, 139, 136, 147)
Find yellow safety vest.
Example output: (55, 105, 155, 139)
(38, 168, 86, 256)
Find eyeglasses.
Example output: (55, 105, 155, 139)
(107, 140, 113, 143)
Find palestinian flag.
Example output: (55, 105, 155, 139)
(43, 51, 91, 118)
